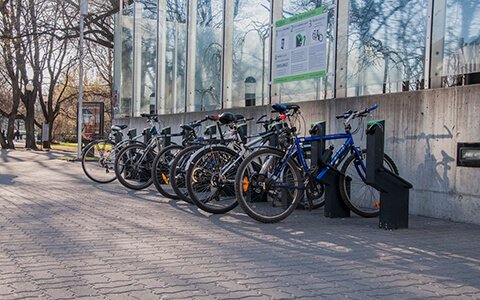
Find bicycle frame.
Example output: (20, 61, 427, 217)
(275, 132, 366, 183)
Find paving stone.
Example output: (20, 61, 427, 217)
(1, 150, 480, 299)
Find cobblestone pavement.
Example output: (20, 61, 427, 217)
(1, 149, 480, 300)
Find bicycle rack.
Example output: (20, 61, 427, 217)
(160, 127, 171, 148)
(127, 128, 137, 140)
(310, 121, 351, 218)
(310, 121, 326, 168)
(365, 120, 412, 230)
(322, 169, 351, 218)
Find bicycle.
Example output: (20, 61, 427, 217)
(235, 104, 398, 223)
(184, 110, 297, 214)
(151, 117, 212, 200)
(81, 124, 143, 183)
(169, 115, 233, 204)
(114, 114, 168, 190)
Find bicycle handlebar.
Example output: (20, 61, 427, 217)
(336, 104, 378, 120)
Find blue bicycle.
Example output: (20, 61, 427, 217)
(235, 104, 398, 223)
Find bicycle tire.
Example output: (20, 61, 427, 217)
(152, 144, 184, 199)
(81, 140, 117, 183)
(235, 148, 303, 223)
(115, 143, 155, 190)
(339, 149, 398, 217)
(169, 145, 203, 204)
(186, 145, 240, 214)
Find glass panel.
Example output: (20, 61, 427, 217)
(432, 0, 480, 87)
(191, 0, 224, 112)
(165, 0, 187, 114)
(346, 0, 428, 96)
(134, 0, 158, 117)
(275, 0, 336, 103)
(231, 0, 271, 108)
(118, 5, 134, 117)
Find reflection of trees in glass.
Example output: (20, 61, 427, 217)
(120, 6, 134, 116)
(166, 0, 187, 113)
(348, 0, 427, 93)
(195, 0, 223, 111)
(442, 0, 480, 81)
(138, 1, 158, 115)
(232, 1, 270, 106)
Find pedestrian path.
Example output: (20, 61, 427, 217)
(0, 149, 479, 299)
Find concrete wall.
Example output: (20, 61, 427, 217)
(115, 84, 480, 225)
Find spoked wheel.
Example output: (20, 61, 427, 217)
(152, 144, 184, 199)
(339, 149, 398, 217)
(235, 148, 303, 223)
(81, 140, 116, 183)
(298, 177, 325, 210)
(115, 144, 156, 190)
(186, 146, 240, 214)
(169, 145, 203, 204)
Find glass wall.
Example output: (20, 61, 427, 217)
(135, 0, 158, 116)
(230, 0, 271, 108)
(190, 0, 224, 112)
(275, 0, 336, 103)
(113, 0, 480, 118)
(118, 4, 134, 117)
(165, 0, 187, 114)
(432, 0, 480, 87)
(346, 0, 428, 96)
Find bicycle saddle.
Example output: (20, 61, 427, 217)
(111, 124, 128, 131)
(219, 112, 244, 124)
(271, 103, 300, 113)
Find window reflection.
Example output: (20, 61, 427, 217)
(191, 0, 224, 112)
(231, 0, 270, 108)
(432, 0, 480, 87)
(165, 0, 187, 114)
(119, 5, 134, 117)
(347, 0, 428, 96)
(136, 1, 158, 116)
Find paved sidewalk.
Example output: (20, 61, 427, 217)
(1, 149, 479, 299)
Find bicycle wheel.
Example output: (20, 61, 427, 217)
(169, 145, 203, 204)
(298, 178, 325, 210)
(339, 149, 398, 217)
(115, 143, 156, 190)
(152, 144, 184, 199)
(186, 146, 240, 214)
(81, 140, 117, 183)
(235, 148, 303, 223)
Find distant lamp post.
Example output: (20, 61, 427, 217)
(244, 76, 256, 107)
(149, 93, 156, 114)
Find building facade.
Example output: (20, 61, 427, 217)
(113, 0, 480, 118)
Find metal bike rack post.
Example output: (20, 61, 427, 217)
(161, 127, 171, 148)
(310, 121, 326, 168)
(143, 128, 151, 144)
(310, 121, 350, 218)
(365, 120, 412, 230)
(322, 168, 351, 218)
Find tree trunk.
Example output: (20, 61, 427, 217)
(0, 132, 7, 149)
(6, 116, 16, 149)
(24, 93, 37, 150)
